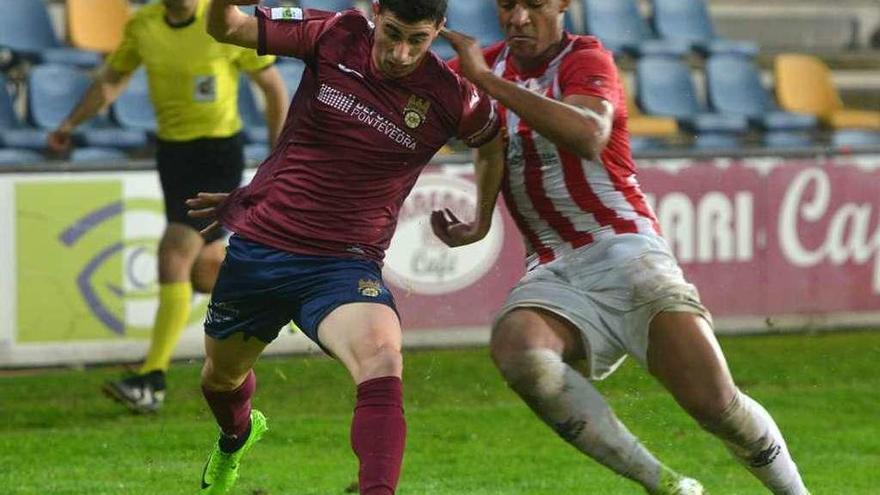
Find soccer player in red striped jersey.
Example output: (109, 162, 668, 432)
(189, 0, 500, 493)
(435, 0, 810, 493)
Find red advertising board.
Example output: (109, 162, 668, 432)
(388, 155, 880, 332)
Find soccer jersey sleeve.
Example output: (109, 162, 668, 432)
(106, 17, 142, 74)
(255, 6, 336, 63)
(558, 48, 620, 104)
(457, 80, 500, 148)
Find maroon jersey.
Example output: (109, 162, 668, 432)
(217, 7, 499, 261)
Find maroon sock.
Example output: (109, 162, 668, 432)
(350, 376, 406, 495)
(202, 370, 256, 451)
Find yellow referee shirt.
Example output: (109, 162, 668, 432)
(106, 0, 275, 141)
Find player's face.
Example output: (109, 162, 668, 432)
(373, 12, 443, 79)
(496, 0, 570, 61)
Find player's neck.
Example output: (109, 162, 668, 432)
(165, 4, 198, 25)
(511, 32, 566, 74)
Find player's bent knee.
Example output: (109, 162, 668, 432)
(490, 310, 562, 368)
(353, 345, 403, 383)
(495, 348, 566, 399)
(200, 359, 250, 392)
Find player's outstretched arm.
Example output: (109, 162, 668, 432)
(207, 0, 259, 49)
(441, 28, 612, 161)
(47, 66, 133, 154)
(431, 134, 504, 248)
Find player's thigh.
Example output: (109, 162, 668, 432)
(317, 302, 403, 382)
(647, 311, 737, 421)
(202, 332, 267, 391)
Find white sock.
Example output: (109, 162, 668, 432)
(500, 349, 676, 492)
(701, 391, 809, 494)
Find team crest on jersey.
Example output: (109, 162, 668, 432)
(358, 279, 382, 298)
(403, 95, 430, 129)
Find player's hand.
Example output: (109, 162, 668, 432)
(440, 28, 491, 85)
(430, 208, 488, 248)
(186, 192, 230, 238)
(47, 128, 73, 154)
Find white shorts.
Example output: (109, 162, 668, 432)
(495, 234, 711, 380)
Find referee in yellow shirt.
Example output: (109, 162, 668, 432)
(47, 0, 288, 414)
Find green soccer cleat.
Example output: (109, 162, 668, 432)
(199, 409, 268, 494)
(654, 470, 706, 495)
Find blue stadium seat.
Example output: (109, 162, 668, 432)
(277, 60, 306, 96)
(434, 2, 504, 61)
(244, 143, 270, 163)
(112, 69, 157, 132)
(706, 54, 817, 132)
(580, 0, 688, 57)
(70, 147, 128, 163)
(0, 148, 44, 165)
(300, 0, 356, 11)
(832, 130, 880, 148)
(0, 0, 102, 67)
(636, 56, 747, 135)
(764, 132, 815, 149)
(28, 64, 93, 130)
(564, 11, 577, 34)
(0, 75, 48, 150)
(692, 133, 740, 150)
(238, 77, 268, 144)
(651, 0, 759, 56)
(629, 136, 667, 152)
(79, 126, 149, 150)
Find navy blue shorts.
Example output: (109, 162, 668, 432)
(204, 235, 397, 353)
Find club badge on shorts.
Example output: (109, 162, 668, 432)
(403, 95, 430, 129)
(358, 279, 382, 298)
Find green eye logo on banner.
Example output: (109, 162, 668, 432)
(17, 181, 207, 343)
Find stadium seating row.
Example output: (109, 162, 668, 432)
(0, 58, 306, 161)
(1, 0, 878, 164)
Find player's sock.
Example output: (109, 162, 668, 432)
(139, 281, 192, 374)
(350, 376, 406, 495)
(499, 349, 674, 493)
(203, 370, 256, 453)
(700, 390, 808, 495)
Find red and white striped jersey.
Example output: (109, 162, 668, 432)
(474, 34, 660, 269)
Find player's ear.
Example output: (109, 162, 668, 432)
(372, 1, 381, 18)
(434, 16, 447, 37)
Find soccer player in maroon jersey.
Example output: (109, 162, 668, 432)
(435, 0, 810, 493)
(187, 0, 500, 493)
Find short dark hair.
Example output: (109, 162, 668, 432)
(377, 0, 447, 25)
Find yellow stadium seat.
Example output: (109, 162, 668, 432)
(775, 54, 880, 130)
(623, 74, 678, 137)
(67, 0, 130, 54)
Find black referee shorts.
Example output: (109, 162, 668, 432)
(156, 132, 245, 243)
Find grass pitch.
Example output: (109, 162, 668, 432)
(1, 330, 878, 494)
